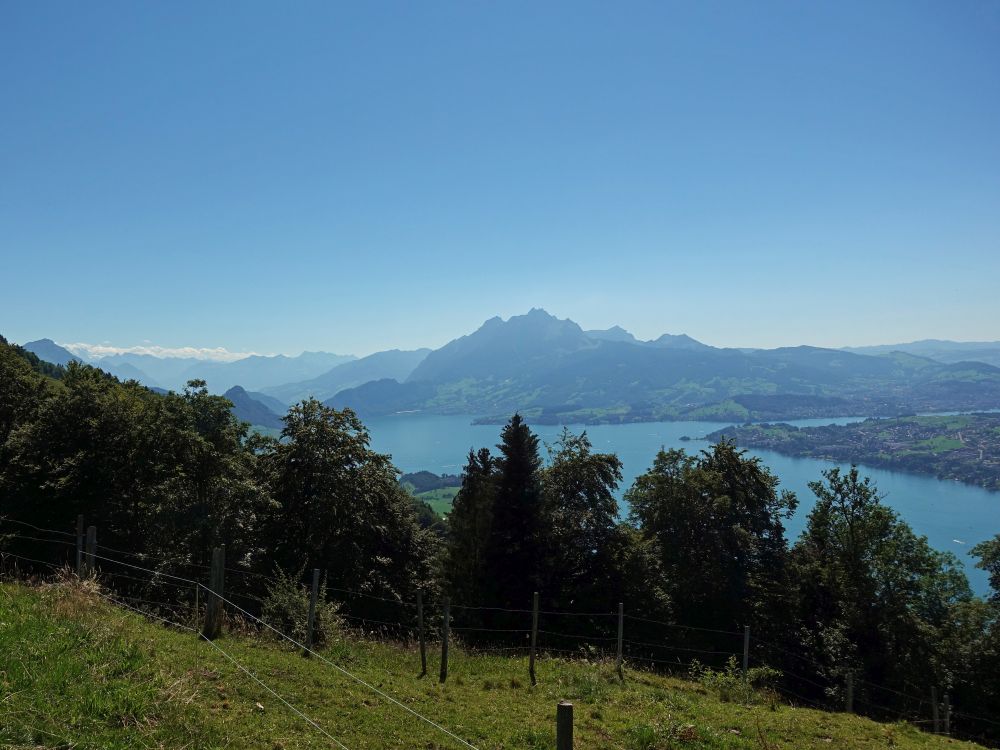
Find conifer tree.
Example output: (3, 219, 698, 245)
(445, 447, 497, 603)
(484, 413, 543, 607)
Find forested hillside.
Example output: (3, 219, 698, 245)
(2, 334, 999, 745)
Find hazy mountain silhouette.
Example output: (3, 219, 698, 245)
(92, 351, 354, 392)
(585, 326, 640, 344)
(584, 327, 713, 350)
(331, 309, 1000, 421)
(22, 339, 81, 366)
(263, 348, 431, 405)
(179, 351, 355, 392)
(223, 386, 284, 428)
(407, 308, 594, 383)
(844, 339, 1000, 368)
(242, 390, 288, 416)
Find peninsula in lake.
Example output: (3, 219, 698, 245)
(706, 414, 1000, 491)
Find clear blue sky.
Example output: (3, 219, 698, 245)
(2, 1, 998, 357)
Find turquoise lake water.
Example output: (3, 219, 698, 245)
(363, 413, 998, 596)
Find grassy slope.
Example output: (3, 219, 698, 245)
(0, 582, 984, 750)
(416, 486, 460, 515)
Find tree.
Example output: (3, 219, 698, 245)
(445, 447, 497, 603)
(972, 534, 1000, 602)
(539, 428, 622, 609)
(626, 442, 796, 634)
(483, 414, 543, 607)
(258, 399, 436, 610)
(1, 368, 264, 575)
(792, 466, 972, 705)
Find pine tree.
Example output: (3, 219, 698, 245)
(445, 447, 497, 603)
(484, 413, 543, 607)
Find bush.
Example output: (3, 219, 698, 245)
(260, 566, 342, 647)
(689, 656, 780, 705)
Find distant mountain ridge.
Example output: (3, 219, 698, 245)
(21, 314, 1000, 427)
(844, 340, 1000, 368)
(223, 386, 284, 429)
(89, 350, 355, 392)
(23, 339, 81, 367)
(407, 309, 593, 384)
(583, 327, 713, 350)
(329, 310, 1000, 424)
(262, 348, 431, 405)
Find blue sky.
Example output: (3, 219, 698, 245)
(2, 1, 998, 357)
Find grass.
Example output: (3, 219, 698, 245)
(913, 436, 964, 453)
(416, 486, 461, 515)
(0, 580, 987, 750)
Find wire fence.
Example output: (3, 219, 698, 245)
(3, 517, 1000, 747)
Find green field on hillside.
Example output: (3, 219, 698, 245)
(0, 581, 984, 750)
(416, 486, 460, 515)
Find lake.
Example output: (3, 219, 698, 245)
(364, 413, 997, 596)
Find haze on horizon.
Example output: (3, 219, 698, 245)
(2, 2, 998, 356)
(43, 315, 1000, 363)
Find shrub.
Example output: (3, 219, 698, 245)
(688, 656, 780, 705)
(260, 566, 342, 647)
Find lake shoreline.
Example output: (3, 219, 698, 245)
(363, 412, 996, 595)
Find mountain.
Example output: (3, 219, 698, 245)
(91, 354, 209, 390)
(92, 351, 355, 392)
(22, 339, 81, 367)
(102, 361, 160, 386)
(407, 308, 593, 383)
(585, 326, 639, 344)
(262, 349, 431, 405)
(585, 327, 712, 349)
(243, 390, 288, 416)
(223, 386, 284, 428)
(330, 309, 1000, 423)
(325, 379, 436, 416)
(648, 333, 713, 351)
(21, 338, 164, 384)
(179, 351, 355, 392)
(844, 340, 1000, 368)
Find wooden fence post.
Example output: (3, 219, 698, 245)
(931, 686, 939, 733)
(417, 590, 427, 677)
(616, 601, 624, 682)
(529, 591, 539, 686)
(201, 545, 225, 640)
(84, 525, 96, 576)
(304, 568, 320, 656)
(439, 597, 450, 684)
(557, 700, 573, 750)
(845, 673, 854, 713)
(742, 626, 750, 677)
(943, 693, 951, 736)
(75, 515, 84, 576)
